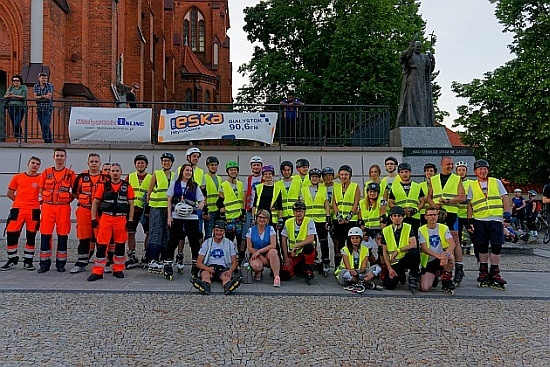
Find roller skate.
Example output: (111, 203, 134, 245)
(125, 252, 140, 270)
(224, 276, 242, 295)
(408, 272, 419, 294)
(477, 263, 491, 288)
(163, 260, 174, 281)
(490, 265, 507, 290)
(441, 271, 455, 295)
(351, 281, 365, 293)
(1, 256, 19, 271)
(453, 263, 464, 286)
(321, 259, 330, 278)
(147, 260, 164, 274)
(190, 277, 210, 295)
(191, 259, 199, 278)
(365, 281, 377, 290)
(140, 256, 148, 269)
(175, 253, 185, 274)
(304, 264, 315, 285)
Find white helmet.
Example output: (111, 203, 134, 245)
(186, 147, 202, 158)
(348, 227, 363, 237)
(175, 202, 194, 217)
(250, 156, 263, 164)
(455, 161, 468, 168)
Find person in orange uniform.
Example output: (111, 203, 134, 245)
(38, 148, 76, 273)
(88, 163, 135, 281)
(1, 156, 42, 271)
(69, 153, 108, 273)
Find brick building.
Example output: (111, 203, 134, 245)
(0, 0, 232, 104)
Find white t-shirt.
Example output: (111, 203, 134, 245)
(361, 238, 378, 261)
(418, 224, 453, 262)
(166, 180, 204, 220)
(199, 238, 236, 267)
(467, 179, 507, 222)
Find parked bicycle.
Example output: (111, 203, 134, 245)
(535, 210, 550, 244)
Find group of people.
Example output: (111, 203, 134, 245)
(2, 148, 523, 295)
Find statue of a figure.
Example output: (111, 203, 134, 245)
(396, 41, 436, 127)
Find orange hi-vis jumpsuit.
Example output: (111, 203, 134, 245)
(5, 172, 41, 266)
(39, 166, 75, 271)
(91, 181, 135, 275)
(72, 171, 108, 267)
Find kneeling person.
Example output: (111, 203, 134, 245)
(191, 221, 242, 295)
(419, 207, 456, 293)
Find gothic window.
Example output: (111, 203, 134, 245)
(184, 8, 205, 53)
(213, 43, 219, 66)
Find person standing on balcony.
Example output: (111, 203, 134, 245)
(279, 91, 304, 145)
(4, 75, 28, 141)
(33, 72, 54, 143)
(126, 82, 139, 108)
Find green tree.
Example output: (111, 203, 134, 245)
(452, 0, 549, 183)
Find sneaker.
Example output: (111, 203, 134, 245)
(56, 266, 66, 273)
(104, 264, 112, 274)
(352, 283, 365, 293)
(365, 281, 377, 290)
(1, 257, 19, 271)
(273, 276, 281, 287)
(23, 262, 36, 271)
(224, 276, 242, 295)
(113, 271, 125, 279)
(37, 267, 50, 274)
(70, 265, 87, 274)
(87, 273, 103, 282)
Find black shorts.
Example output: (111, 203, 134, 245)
(127, 207, 149, 233)
(206, 265, 230, 280)
(443, 212, 458, 231)
(472, 220, 504, 246)
(421, 258, 442, 275)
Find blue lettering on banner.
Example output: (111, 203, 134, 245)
(117, 117, 145, 126)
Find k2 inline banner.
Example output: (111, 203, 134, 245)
(68, 107, 152, 144)
(158, 110, 278, 145)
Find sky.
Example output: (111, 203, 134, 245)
(227, 0, 514, 128)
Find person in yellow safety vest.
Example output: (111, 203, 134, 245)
(251, 165, 282, 228)
(145, 152, 175, 267)
(275, 161, 302, 224)
(217, 160, 246, 262)
(301, 168, 331, 275)
(363, 164, 382, 198)
(388, 162, 426, 235)
(179, 147, 205, 236)
(418, 207, 456, 293)
(202, 156, 223, 240)
(381, 205, 420, 293)
(124, 154, 151, 269)
(358, 182, 387, 241)
(293, 158, 311, 188)
(454, 160, 473, 284)
(280, 201, 317, 284)
(419, 163, 437, 225)
(380, 156, 401, 201)
(427, 156, 466, 282)
(466, 159, 510, 289)
(331, 164, 360, 270)
(336, 227, 381, 292)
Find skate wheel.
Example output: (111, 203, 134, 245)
(178, 270, 183, 275)
(167, 275, 173, 281)
(323, 272, 328, 278)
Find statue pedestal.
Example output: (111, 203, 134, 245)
(390, 127, 451, 148)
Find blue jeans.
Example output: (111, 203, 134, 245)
(37, 108, 53, 143)
(8, 106, 26, 139)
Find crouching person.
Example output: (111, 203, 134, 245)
(419, 207, 456, 293)
(336, 227, 381, 293)
(190, 220, 242, 295)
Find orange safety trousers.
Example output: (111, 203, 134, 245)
(92, 215, 127, 274)
(41, 203, 72, 235)
(6, 208, 40, 260)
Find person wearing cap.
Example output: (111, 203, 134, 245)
(466, 159, 510, 289)
(293, 158, 311, 188)
(419, 163, 437, 225)
(381, 205, 420, 292)
(126, 82, 140, 108)
(275, 161, 302, 225)
(301, 168, 331, 275)
(332, 164, 360, 269)
(202, 156, 223, 240)
(33, 72, 54, 143)
(380, 156, 401, 201)
(252, 165, 282, 228)
(510, 189, 527, 231)
(243, 156, 264, 252)
(246, 209, 281, 286)
(454, 161, 472, 283)
(191, 220, 242, 295)
(145, 153, 175, 268)
(525, 190, 539, 238)
(218, 161, 246, 262)
(388, 162, 425, 235)
(280, 201, 317, 283)
(125, 154, 151, 269)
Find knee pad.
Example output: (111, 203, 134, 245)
(302, 243, 314, 255)
(474, 242, 489, 254)
(490, 243, 502, 255)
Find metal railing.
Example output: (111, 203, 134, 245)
(0, 99, 390, 146)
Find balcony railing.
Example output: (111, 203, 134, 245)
(0, 99, 390, 147)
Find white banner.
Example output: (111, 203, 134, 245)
(68, 107, 152, 144)
(158, 110, 278, 145)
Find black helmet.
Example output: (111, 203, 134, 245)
(309, 168, 322, 178)
(292, 200, 306, 211)
(398, 163, 412, 172)
(385, 156, 398, 165)
(206, 156, 219, 165)
(322, 167, 335, 176)
(366, 182, 380, 193)
(339, 164, 353, 176)
(213, 220, 226, 230)
(134, 154, 148, 165)
(280, 161, 294, 171)
(473, 159, 489, 170)
(296, 158, 310, 168)
(389, 206, 405, 216)
(423, 163, 437, 173)
(160, 152, 175, 162)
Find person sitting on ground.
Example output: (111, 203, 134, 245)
(190, 220, 241, 295)
(246, 209, 281, 287)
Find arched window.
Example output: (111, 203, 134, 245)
(184, 8, 205, 52)
(213, 43, 219, 66)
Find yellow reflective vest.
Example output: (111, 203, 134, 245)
(334, 182, 359, 221)
(391, 181, 421, 220)
(457, 179, 473, 218)
(254, 183, 282, 222)
(128, 172, 152, 209)
(284, 216, 314, 255)
(418, 223, 451, 268)
(221, 180, 244, 220)
(276, 178, 302, 217)
(335, 245, 370, 277)
(382, 223, 413, 265)
(470, 178, 504, 219)
(301, 184, 328, 223)
(359, 199, 381, 229)
(149, 169, 174, 208)
(431, 174, 461, 214)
